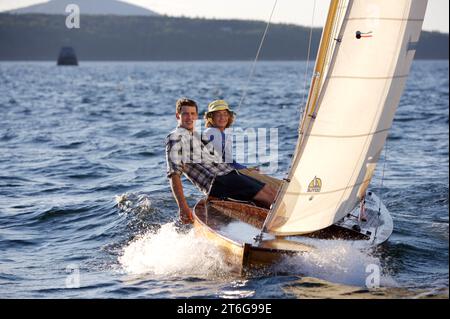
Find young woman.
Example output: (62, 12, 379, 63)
(203, 100, 282, 190)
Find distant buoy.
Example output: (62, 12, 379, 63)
(57, 47, 78, 66)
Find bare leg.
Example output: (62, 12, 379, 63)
(252, 185, 277, 209)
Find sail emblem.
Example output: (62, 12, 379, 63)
(307, 177, 322, 193)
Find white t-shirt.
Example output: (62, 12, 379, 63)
(203, 127, 234, 164)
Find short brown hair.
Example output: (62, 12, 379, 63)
(176, 98, 198, 114)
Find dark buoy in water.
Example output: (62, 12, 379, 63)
(57, 47, 78, 66)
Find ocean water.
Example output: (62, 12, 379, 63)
(0, 60, 448, 299)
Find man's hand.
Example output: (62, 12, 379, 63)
(179, 206, 194, 224)
(169, 174, 194, 224)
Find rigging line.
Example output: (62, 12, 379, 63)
(372, 0, 408, 244)
(294, 0, 316, 178)
(237, 0, 278, 113)
(300, 0, 317, 116)
(373, 135, 389, 243)
(327, 0, 345, 70)
(257, 1, 317, 240)
(294, 0, 316, 171)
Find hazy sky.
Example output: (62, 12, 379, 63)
(0, 0, 448, 32)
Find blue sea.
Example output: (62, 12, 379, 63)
(0, 60, 448, 299)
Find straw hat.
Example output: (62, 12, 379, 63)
(205, 100, 234, 116)
(204, 100, 236, 127)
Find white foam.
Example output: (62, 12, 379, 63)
(115, 192, 152, 214)
(275, 239, 397, 288)
(119, 223, 233, 277)
(118, 223, 398, 287)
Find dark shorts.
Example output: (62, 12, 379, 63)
(209, 170, 265, 202)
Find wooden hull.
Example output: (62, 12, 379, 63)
(193, 193, 393, 273)
(193, 199, 313, 273)
(193, 200, 245, 272)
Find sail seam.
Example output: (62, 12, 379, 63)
(329, 74, 409, 80)
(307, 128, 390, 138)
(346, 17, 424, 22)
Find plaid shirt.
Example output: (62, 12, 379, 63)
(165, 127, 235, 194)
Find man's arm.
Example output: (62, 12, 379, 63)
(166, 132, 193, 224)
(169, 174, 194, 224)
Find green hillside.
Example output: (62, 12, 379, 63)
(0, 14, 447, 61)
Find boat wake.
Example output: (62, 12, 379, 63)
(273, 240, 397, 288)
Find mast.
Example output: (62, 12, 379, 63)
(300, 0, 341, 141)
(261, 0, 343, 234)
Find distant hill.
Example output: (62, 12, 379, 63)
(7, 0, 158, 16)
(0, 13, 447, 61)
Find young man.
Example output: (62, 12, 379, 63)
(165, 98, 277, 224)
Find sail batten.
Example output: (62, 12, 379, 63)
(265, 0, 428, 236)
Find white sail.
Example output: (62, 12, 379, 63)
(266, 0, 428, 235)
